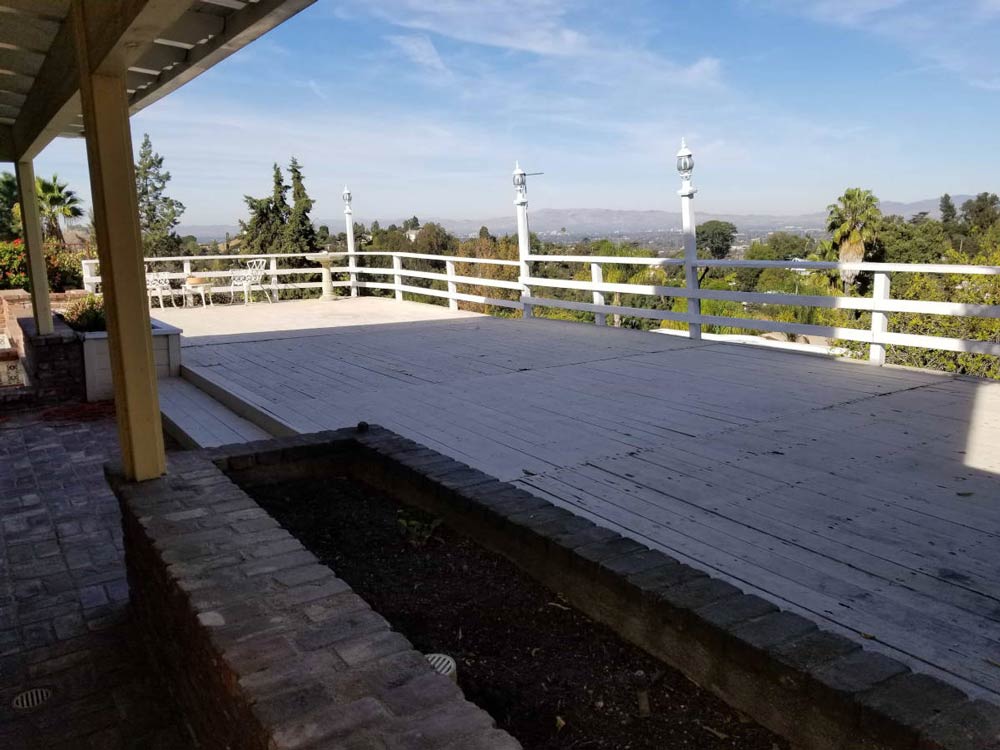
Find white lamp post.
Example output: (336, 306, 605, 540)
(343, 185, 358, 297)
(677, 139, 701, 339)
(513, 162, 532, 318)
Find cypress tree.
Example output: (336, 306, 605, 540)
(283, 157, 318, 255)
(240, 163, 288, 254)
(939, 194, 957, 225)
(134, 134, 185, 256)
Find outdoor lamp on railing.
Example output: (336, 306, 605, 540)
(342, 185, 352, 205)
(512, 163, 526, 188)
(676, 138, 694, 179)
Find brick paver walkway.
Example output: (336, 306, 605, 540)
(0, 405, 191, 749)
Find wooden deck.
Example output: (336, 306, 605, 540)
(154, 297, 1000, 702)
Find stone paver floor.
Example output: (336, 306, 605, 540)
(0, 404, 191, 749)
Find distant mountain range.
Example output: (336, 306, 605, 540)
(179, 196, 975, 242)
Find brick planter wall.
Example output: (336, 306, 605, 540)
(14, 315, 85, 403)
(107, 447, 520, 750)
(0, 289, 89, 335)
(218, 428, 1000, 750)
(106, 428, 999, 750)
(1, 290, 90, 406)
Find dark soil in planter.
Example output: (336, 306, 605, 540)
(249, 476, 788, 750)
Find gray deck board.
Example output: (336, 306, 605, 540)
(154, 298, 1000, 702)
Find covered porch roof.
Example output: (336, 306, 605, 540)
(0, 0, 315, 160)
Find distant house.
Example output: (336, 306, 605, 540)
(405, 229, 419, 243)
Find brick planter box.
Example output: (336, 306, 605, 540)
(10, 314, 85, 403)
(80, 319, 181, 401)
(108, 428, 1000, 750)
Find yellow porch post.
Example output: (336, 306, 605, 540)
(13, 159, 53, 336)
(73, 1, 165, 480)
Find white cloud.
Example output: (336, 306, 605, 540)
(353, 0, 586, 56)
(385, 34, 450, 73)
(762, 0, 1000, 89)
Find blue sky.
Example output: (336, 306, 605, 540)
(34, 0, 1000, 226)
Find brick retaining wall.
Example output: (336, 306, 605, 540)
(0, 289, 89, 335)
(14, 315, 85, 403)
(217, 427, 1000, 750)
(107, 446, 520, 750)
(106, 428, 1000, 750)
(1, 290, 90, 406)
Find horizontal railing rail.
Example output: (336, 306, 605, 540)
(80, 251, 525, 311)
(81, 250, 1000, 363)
(519, 255, 1000, 362)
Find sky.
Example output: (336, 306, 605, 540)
(30, 0, 1000, 226)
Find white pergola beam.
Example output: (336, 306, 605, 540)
(128, 43, 187, 75)
(13, 0, 191, 160)
(133, 0, 315, 114)
(0, 1, 70, 20)
(0, 70, 34, 95)
(11, 0, 317, 159)
(201, 0, 247, 9)
(155, 11, 225, 49)
(0, 90, 26, 107)
(0, 13, 61, 54)
(0, 47, 45, 77)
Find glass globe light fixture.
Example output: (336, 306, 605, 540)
(342, 186, 352, 204)
(513, 163, 526, 188)
(676, 139, 694, 177)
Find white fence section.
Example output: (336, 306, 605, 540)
(81, 251, 1000, 364)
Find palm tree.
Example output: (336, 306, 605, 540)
(35, 173, 84, 244)
(826, 188, 881, 292)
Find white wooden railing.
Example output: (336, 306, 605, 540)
(81, 251, 1000, 364)
(520, 255, 1000, 363)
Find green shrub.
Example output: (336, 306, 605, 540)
(0, 239, 29, 289)
(62, 294, 106, 332)
(46, 246, 85, 291)
(0, 239, 85, 291)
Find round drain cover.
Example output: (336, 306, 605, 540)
(12, 687, 52, 712)
(425, 653, 457, 682)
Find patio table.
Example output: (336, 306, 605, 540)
(183, 281, 214, 307)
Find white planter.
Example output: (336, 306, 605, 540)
(81, 319, 182, 402)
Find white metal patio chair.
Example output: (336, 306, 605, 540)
(146, 266, 179, 308)
(229, 258, 273, 304)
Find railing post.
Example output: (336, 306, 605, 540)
(513, 162, 532, 318)
(870, 271, 890, 365)
(445, 260, 459, 311)
(591, 262, 606, 326)
(182, 259, 192, 306)
(677, 139, 701, 340)
(269, 256, 279, 301)
(392, 255, 403, 301)
(343, 186, 359, 297)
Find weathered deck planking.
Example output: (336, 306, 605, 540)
(158, 377, 271, 448)
(154, 298, 1000, 702)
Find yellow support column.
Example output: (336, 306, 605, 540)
(74, 1, 165, 480)
(14, 159, 53, 336)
